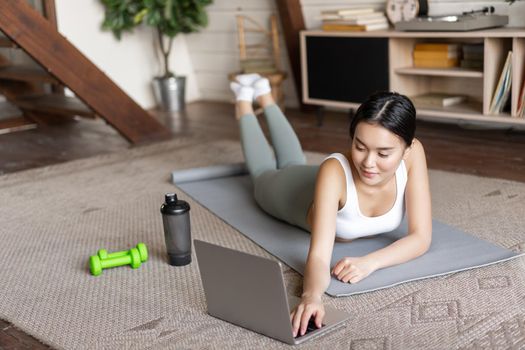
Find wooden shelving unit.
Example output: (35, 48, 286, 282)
(394, 67, 483, 78)
(301, 28, 525, 126)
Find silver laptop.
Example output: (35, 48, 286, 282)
(194, 240, 350, 345)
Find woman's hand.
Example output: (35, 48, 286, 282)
(290, 295, 325, 337)
(331, 256, 377, 283)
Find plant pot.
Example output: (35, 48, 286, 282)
(152, 75, 186, 112)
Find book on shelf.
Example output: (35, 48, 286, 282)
(489, 51, 512, 115)
(319, 9, 388, 31)
(413, 57, 459, 68)
(322, 16, 387, 26)
(413, 42, 461, 68)
(413, 50, 459, 60)
(461, 43, 484, 70)
(318, 12, 386, 21)
(322, 22, 389, 32)
(411, 93, 467, 108)
(462, 43, 484, 54)
(460, 59, 483, 70)
(516, 77, 525, 118)
(321, 8, 375, 16)
(463, 51, 484, 60)
(414, 43, 460, 52)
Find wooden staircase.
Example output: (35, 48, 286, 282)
(0, 0, 171, 144)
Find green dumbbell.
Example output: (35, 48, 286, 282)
(97, 243, 148, 262)
(90, 245, 147, 276)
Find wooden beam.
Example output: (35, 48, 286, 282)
(0, 80, 47, 99)
(0, 37, 17, 48)
(42, 0, 58, 30)
(41, 0, 65, 94)
(275, 0, 313, 111)
(0, 116, 36, 134)
(0, 0, 171, 144)
(0, 66, 58, 84)
(15, 94, 96, 118)
(24, 110, 74, 125)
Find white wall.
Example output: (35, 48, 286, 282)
(186, 0, 525, 108)
(52, 0, 525, 110)
(185, 0, 298, 106)
(54, 0, 200, 109)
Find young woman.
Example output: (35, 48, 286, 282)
(230, 74, 432, 338)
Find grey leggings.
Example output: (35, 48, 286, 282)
(239, 104, 319, 231)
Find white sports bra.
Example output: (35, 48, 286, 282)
(325, 153, 407, 240)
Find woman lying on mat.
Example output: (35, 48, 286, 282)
(230, 74, 432, 338)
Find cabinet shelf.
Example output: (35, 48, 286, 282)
(401, 100, 520, 124)
(395, 67, 483, 78)
(301, 28, 525, 126)
(418, 109, 521, 125)
(414, 100, 482, 115)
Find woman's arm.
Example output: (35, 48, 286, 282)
(291, 158, 343, 337)
(333, 139, 432, 282)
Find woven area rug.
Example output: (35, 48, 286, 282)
(0, 137, 524, 350)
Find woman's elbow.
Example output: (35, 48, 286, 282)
(417, 233, 432, 256)
(407, 230, 431, 257)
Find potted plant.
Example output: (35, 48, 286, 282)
(100, 0, 212, 111)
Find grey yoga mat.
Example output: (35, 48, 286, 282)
(173, 165, 524, 297)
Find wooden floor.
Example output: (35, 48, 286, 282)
(1, 100, 525, 180)
(1, 100, 525, 349)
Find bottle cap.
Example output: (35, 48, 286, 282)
(161, 193, 190, 215)
(165, 193, 178, 203)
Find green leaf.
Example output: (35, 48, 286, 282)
(133, 8, 148, 24)
(99, 0, 213, 72)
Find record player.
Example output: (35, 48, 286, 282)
(387, 1, 509, 32)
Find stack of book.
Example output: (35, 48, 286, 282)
(489, 51, 512, 115)
(320, 8, 389, 32)
(413, 43, 460, 68)
(461, 43, 484, 70)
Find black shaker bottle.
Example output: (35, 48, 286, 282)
(160, 193, 191, 266)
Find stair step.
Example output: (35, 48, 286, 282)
(0, 100, 22, 119)
(0, 66, 58, 83)
(14, 94, 95, 118)
(0, 36, 16, 48)
(0, 116, 36, 135)
(0, 0, 170, 144)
